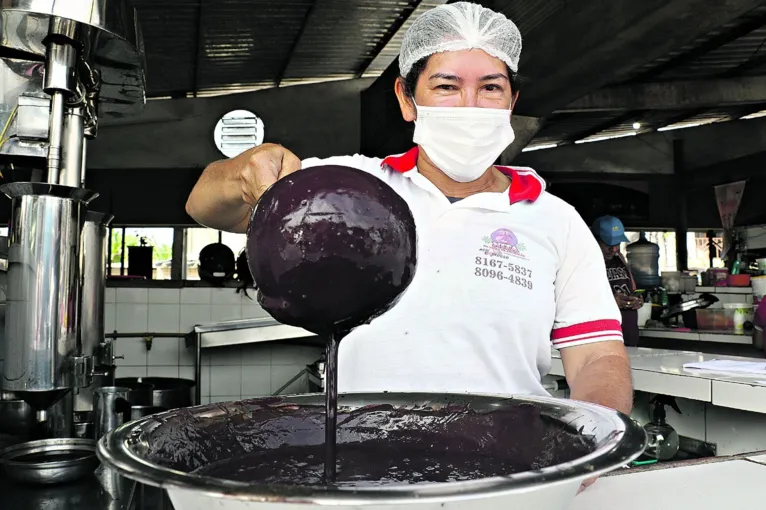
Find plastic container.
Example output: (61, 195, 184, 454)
(627, 235, 660, 289)
(723, 303, 754, 332)
(753, 276, 766, 303)
(707, 268, 729, 287)
(661, 271, 681, 293)
(757, 258, 766, 273)
(695, 308, 727, 331)
(681, 275, 698, 293)
(637, 302, 652, 328)
(727, 274, 751, 287)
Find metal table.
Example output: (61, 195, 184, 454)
(187, 318, 319, 405)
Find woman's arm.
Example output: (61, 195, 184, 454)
(185, 144, 301, 233)
(551, 209, 633, 414)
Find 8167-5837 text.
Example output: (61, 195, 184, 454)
(475, 257, 533, 290)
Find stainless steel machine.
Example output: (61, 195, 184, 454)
(0, 0, 145, 439)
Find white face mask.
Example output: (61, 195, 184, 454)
(412, 103, 515, 183)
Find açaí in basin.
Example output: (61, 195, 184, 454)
(97, 392, 646, 510)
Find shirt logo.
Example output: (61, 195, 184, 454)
(481, 228, 527, 260)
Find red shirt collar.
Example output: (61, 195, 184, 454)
(381, 147, 545, 205)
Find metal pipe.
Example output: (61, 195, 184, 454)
(60, 107, 85, 187)
(80, 137, 87, 185)
(120, 227, 126, 276)
(195, 333, 202, 405)
(76, 212, 115, 413)
(46, 92, 65, 184)
(105, 332, 188, 339)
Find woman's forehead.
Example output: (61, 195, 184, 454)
(424, 49, 508, 78)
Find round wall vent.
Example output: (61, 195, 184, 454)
(213, 110, 265, 158)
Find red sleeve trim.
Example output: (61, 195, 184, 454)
(551, 319, 623, 346)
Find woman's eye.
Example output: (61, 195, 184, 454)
(484, 84, 503, 92)
(436, 84, 457, 91)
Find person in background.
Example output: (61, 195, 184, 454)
(592, 216, 642, 347)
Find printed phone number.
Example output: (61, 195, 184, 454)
(474, 257, 533, 290)
(475, 257, 533, 277)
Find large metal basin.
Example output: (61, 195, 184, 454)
(98, 393, 646, 510)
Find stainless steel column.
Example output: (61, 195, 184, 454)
(59, 107, 85, 188)
(1, 183, 97, 410)
(75, 211, 115, 413)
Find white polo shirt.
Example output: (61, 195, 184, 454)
(301, 147, 623, 397)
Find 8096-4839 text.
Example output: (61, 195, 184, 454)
(474, 257, 533, 290)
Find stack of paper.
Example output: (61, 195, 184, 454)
(683, 359, 766, 376)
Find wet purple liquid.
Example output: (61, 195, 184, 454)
(188, 403, 595, 486)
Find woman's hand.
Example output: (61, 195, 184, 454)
(239, 143, 302, 206)
(186, 143, 302, 233)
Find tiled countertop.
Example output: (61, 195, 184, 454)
(550, 347, 766, 413)
(570, 452, 766, 509)
(639, 327, 754, 345)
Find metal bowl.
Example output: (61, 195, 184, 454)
(0, 438, 99, 485)
(99, 393, 646, 510)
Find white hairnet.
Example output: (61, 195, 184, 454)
(399, 2, 522, 77)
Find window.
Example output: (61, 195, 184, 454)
(109, 227, 175, 280)
(185, 227, 246, 280)
(687, 231, 724, 271)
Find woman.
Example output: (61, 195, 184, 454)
(187, 3, 632, 415)
(591, 216, 643, 347)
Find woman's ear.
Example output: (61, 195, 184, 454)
(394, 78, 417, 123)
(511, 90, 520, 112)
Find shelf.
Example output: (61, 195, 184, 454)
(192, 318, 318, 349)
(695, 286, 753, 295)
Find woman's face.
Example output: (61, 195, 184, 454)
(396, 49, 518, 122)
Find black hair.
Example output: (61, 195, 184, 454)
(401, 56, 521, 99)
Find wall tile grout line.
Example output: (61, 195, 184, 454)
(113, 286, 320, 401)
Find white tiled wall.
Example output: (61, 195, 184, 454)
(108, 286, 323, 404)
(632, 392, 766, 456)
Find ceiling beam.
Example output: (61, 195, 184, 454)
(500, 116, 545, 164)
(191, 0, 204, 97)
(514, 0, 766, 117)
(562, 111, 645, 144)
(359, 0, 450, 79)
(276, 0, 319, 87)
(560, 76, 766, 112)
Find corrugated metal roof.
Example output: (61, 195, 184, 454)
(196, 0, 315, 90)
(133, 0, 199, 96)
(131, 0, 766, 149)
(282, 0, 420, 81)
(620, 5, 766, 83)
(528, 5, 766, 149)
(134, 0, 420, 96)
(133, 0, 567, 97)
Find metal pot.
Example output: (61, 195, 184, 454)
(116, 377, 195, 409)
(98, 393, 646, 510)
(130, 406, 165, 420)
(111, 382, 154, 406)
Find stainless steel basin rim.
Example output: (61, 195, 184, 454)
(97, 392, 647, 505)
